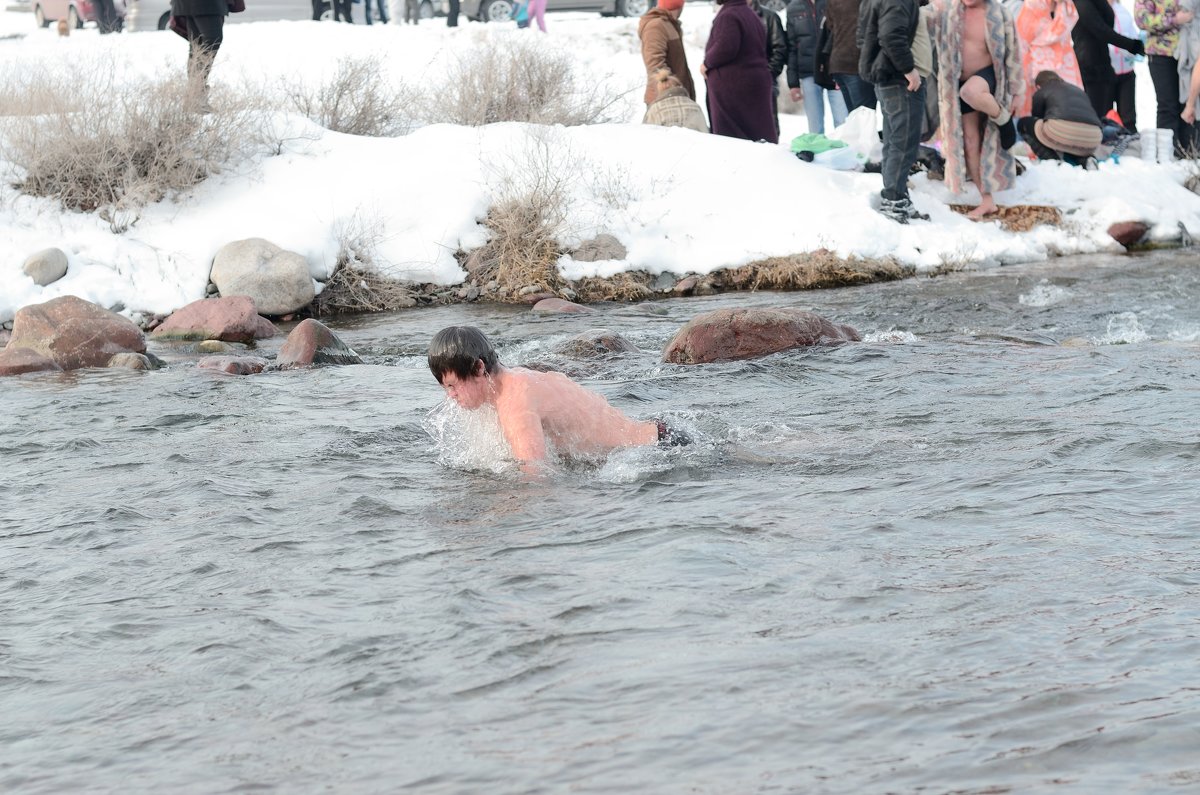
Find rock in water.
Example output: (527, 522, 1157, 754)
(0, 347, 63, 376)
(152, 296, 277, 342)
(276, 319, 362, 368)
(197, 355, 268, 375)
(662, 307, 860, 365)
(7, 295, 145, 370)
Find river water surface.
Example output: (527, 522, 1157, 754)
(3, 251, 1198, 793)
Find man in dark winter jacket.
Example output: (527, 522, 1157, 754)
(858, 0, 926, 223)
(1018, 70, 1104, 162)
(786, 0, 849, 133)
(752, 0, 788, 136)
(171, 0, 227, 108)
(827, 0, 876, 111)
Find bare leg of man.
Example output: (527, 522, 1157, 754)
(959, 75, 1002, 120)
(961, 111, 997, 218)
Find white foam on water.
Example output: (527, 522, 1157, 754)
(864, 330, 920, 343)
(1167, 324, 1200, 343)
(1091, 312, 1152, 345)
(422, 401, 518, 476)
(1019, 280, 1073, 307)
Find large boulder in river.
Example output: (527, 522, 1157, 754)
(662, 307, 860, 365)
(22, 247, 69, 286)
(7, 296, 145, 370)
(210, 238, 315, 316)
(152, 296, 277, 342)
(0, 347, 63, 376)
(276, 319, 362, 369)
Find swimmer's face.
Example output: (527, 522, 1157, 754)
(439, 369, 489, 410)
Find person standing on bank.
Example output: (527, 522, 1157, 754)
(639, 0, 697, 110)
(858, 0, 928, 223)
(1071, 0, 1144, 118)
(703, 0, 778, 141)
(446, 0, 460, 26)
(751, 0, 789, 136)
(1135, 0, 1193, 154)
(171, 0, 228, 109)
(786, 0, 850, 133)
(827, 0, 877, 110)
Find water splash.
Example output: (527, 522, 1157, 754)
(422, 401, 516, 475)
(1019, 280, 1072, 307)
(1092, 312, 1151, 345)
(864, 330, 919, 343)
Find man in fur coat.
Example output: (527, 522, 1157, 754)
(929, 0, 1025, 219)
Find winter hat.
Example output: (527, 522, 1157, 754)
(658, 0, 685, 11)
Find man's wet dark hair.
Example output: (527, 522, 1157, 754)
(428, 326, 500, 383)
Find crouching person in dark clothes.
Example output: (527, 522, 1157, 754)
(172, 0, 227, 110)
(1018, 70, 1104, 163)
(429, 327, 688, 476)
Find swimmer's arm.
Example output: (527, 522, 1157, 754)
(498, 404, 548, 473)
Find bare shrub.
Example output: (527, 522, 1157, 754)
(574, 271, 655, 302)
(309, 211, 420, 315)
(284, 56, 417, 137)
(309, 262, 421, 315)
(420, 38, 627, 127)
(1, 65, 257, 216)
(469, 134, 574, 299)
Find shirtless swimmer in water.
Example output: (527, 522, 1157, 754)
(429, 326, 687, 473)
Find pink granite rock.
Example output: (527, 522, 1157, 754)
(152, 296, 277, 342)
(663, 307, 860, 365)
(7, 296, 145, 370)
(276, 319, 362, 369)
(197, 355, 268, 375)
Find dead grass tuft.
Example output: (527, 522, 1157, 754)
(718, 250, 909, 291)
(573, 271, 655, 302)
(949, 204, 1063, 232)
(308, 261, 420, 315)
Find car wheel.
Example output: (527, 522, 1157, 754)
(419, 0, 434, 17)
(478, 0, 512, 22)
(34, 4, 49, 26)
(68, 4, 83, 27)
(615, 0, 648, 16)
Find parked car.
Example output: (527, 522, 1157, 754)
(122, 0, 335, 32)
(32, 0, 105, 29)
(461, 0, 650, 23)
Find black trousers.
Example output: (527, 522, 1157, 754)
(1081, 69, 1115, 120)
(1148, 54, 1193, 155)
(1018, 116, 1061, 161)
(1113, 71, 1135, 130)
(446, 0, 459, 25)
(94, 0, 119, 33)
(333, 0, 353, 21)
(185, 14, 224, 87)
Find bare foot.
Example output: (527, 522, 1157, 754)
(967, 197, 999, 220)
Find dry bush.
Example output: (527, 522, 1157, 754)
(309, 211, 420, 315)
(419, 38, 626, 127)
(284, 56, 417, 137)
(0, 66, 256, 218)
(309, 261, 420, 315)
(719, 251, 909, 291)
(468, 135, 575, 299)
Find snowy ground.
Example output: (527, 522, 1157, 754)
(1, 5, 1196, 323)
